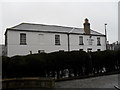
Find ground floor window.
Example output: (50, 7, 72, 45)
(87, 48, 92, 52)
(97, 49, 101, 51)
(30, 51, 32, 54)
(79, 49, 83, 51)
(59, 50, 64, 52)
(38, 50, 45, 53)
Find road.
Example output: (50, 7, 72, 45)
(55, 74, 119, 88)
(8, 74, 120, 90)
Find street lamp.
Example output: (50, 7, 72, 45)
(105, 23, 107, 39)
(105, 23, 107, 49)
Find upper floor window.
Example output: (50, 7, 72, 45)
(97, 37, 101, 46)
(20, 33, 26, 45)
(55, 35, 60, 45)
(79, 36, 84, 45)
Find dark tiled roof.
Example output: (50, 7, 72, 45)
(7, 23, 104, 35)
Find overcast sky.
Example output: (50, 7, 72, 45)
(0, 0, 119, 44)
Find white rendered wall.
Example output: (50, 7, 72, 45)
(7, 30, 68, 57)
(7, 30, 106, 57)
(70, 34, 106, 51)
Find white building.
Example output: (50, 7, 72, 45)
(5, 18, 106, 57)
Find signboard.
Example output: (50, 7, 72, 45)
(87, 36, 94, 45)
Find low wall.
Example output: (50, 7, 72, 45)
(2, 77, 55, 89)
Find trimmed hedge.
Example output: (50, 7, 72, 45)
(2, 50, 120, 79)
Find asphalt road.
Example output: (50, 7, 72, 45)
(55, 74, 119, 88)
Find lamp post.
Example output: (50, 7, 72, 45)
(67, 33, 70, 52)
(105, 23, 107, 50)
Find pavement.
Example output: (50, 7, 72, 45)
(55, 74, 119, 88)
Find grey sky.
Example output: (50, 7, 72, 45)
(0, 0, 119, 44)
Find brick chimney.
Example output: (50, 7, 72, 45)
(83, 18, 90, 34)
